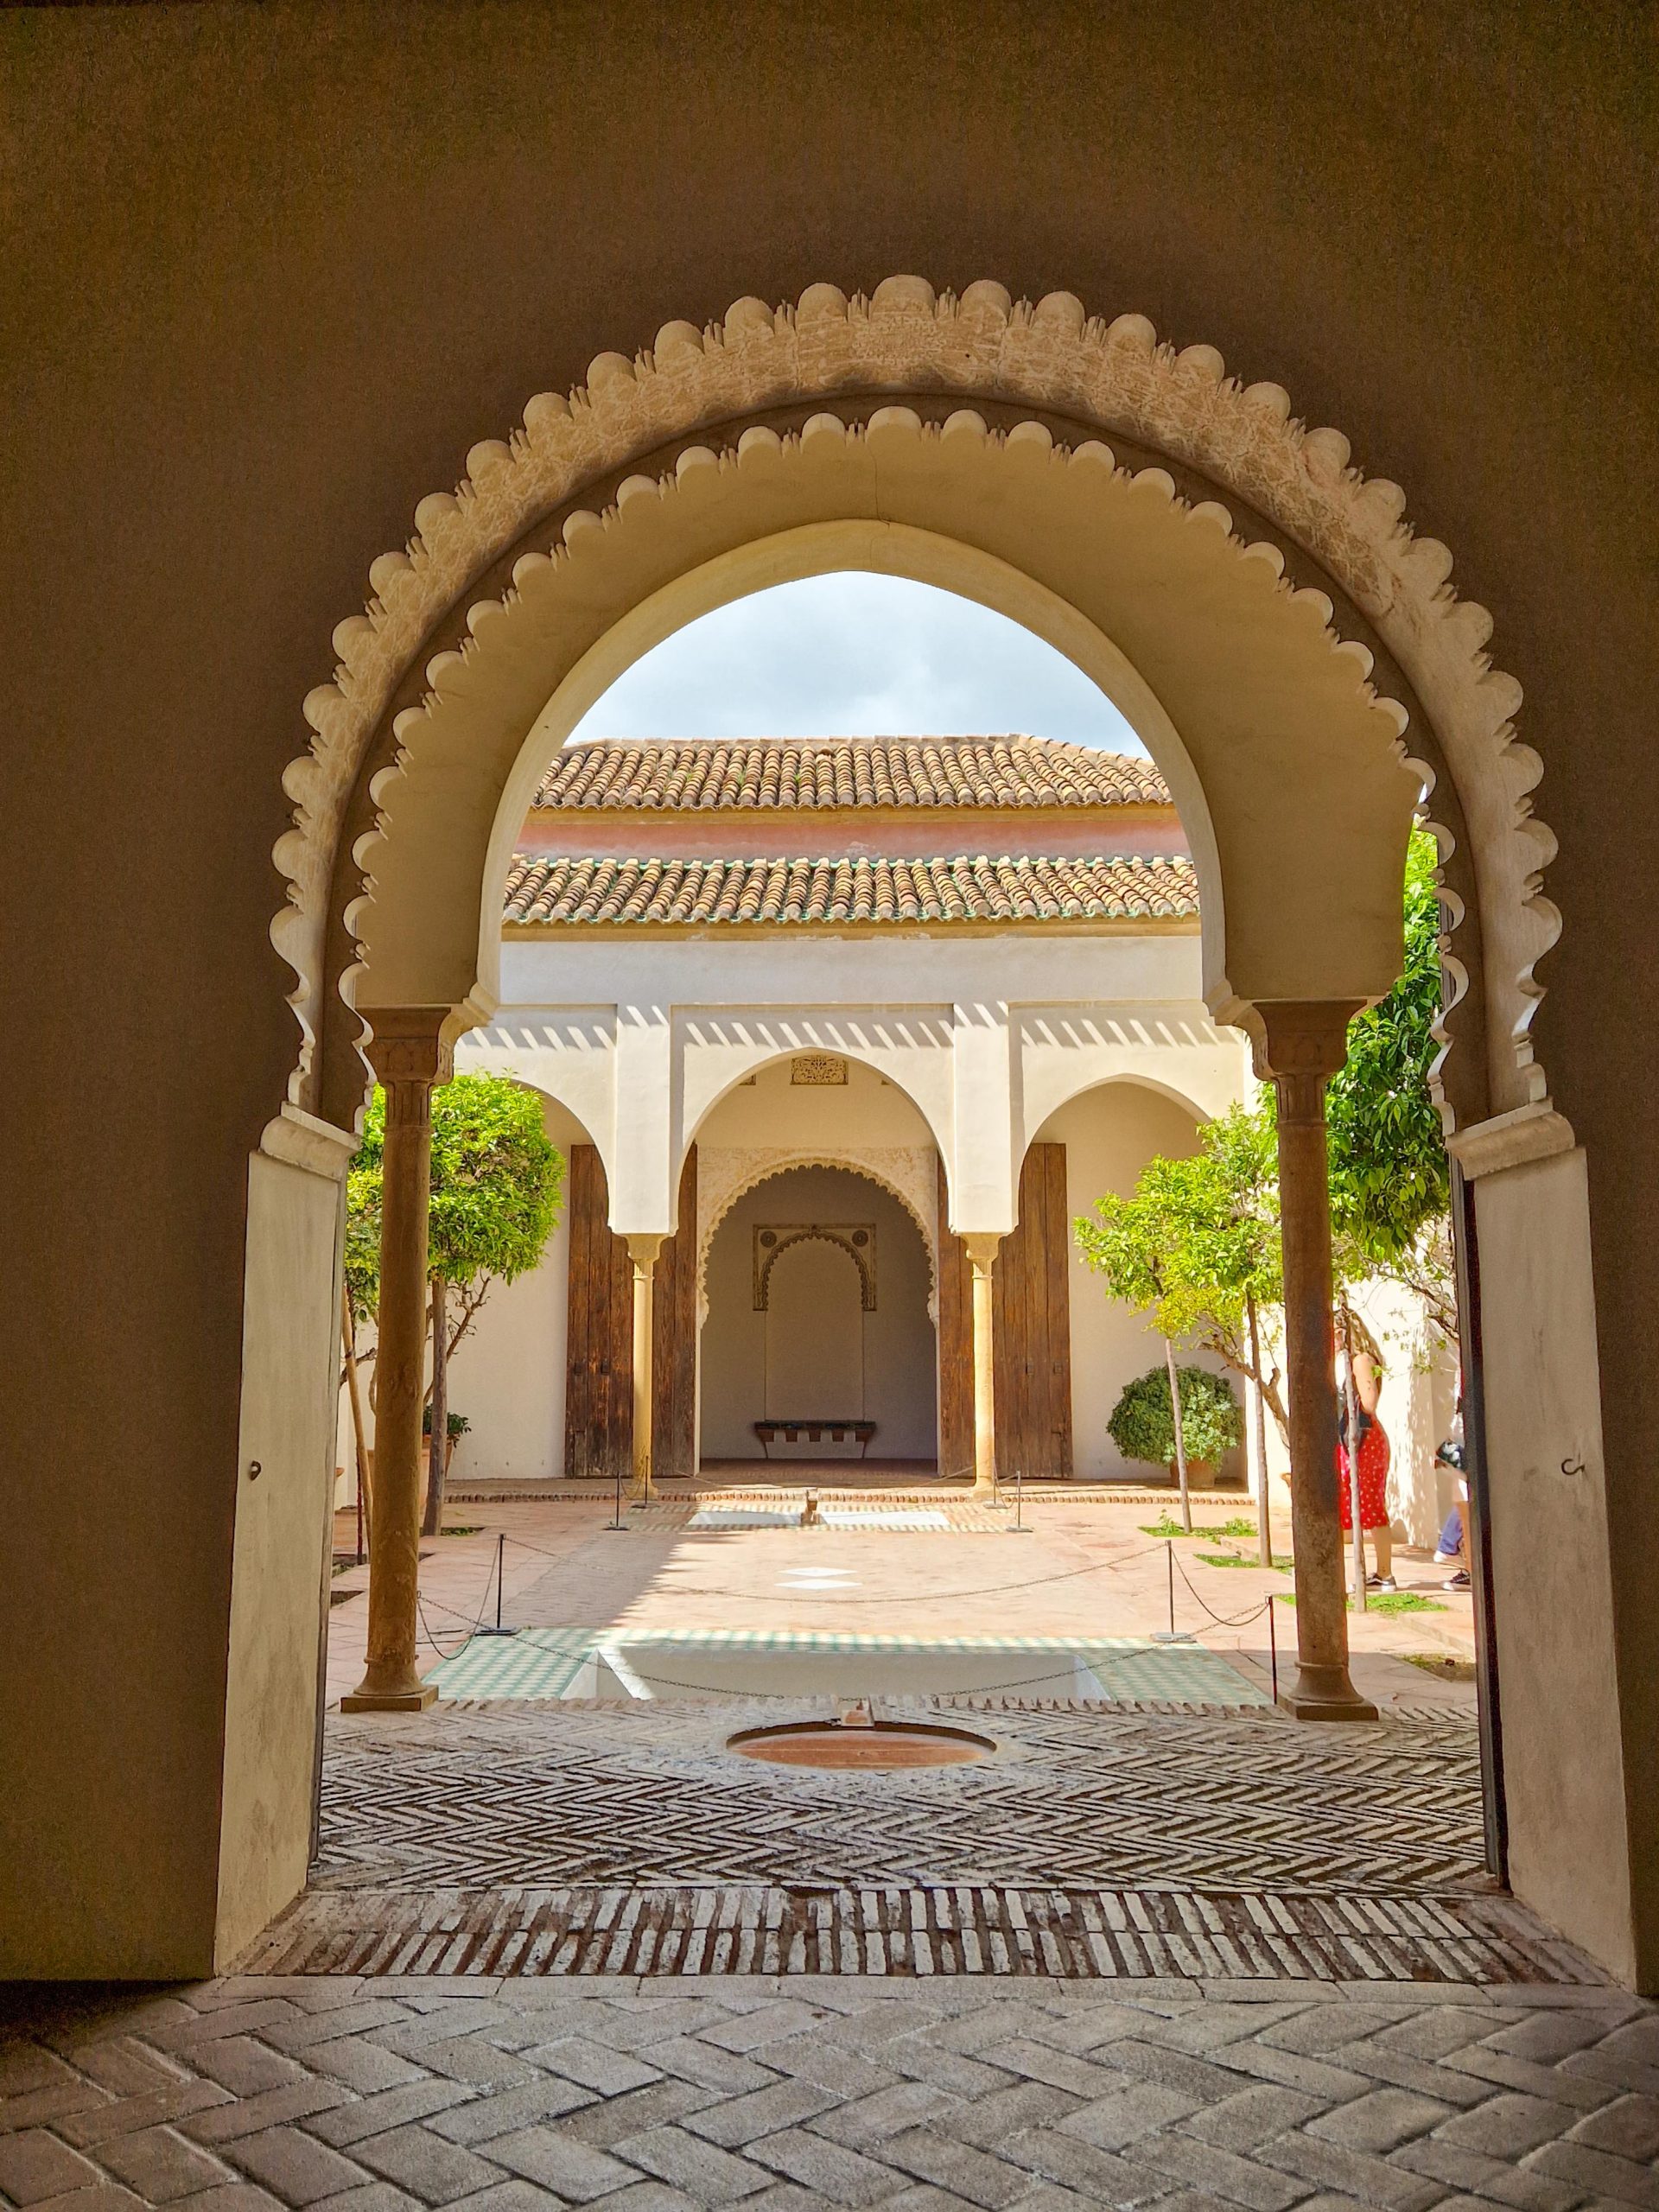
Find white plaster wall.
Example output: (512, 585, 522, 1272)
(443, 1206, 570, 1485)
(694, 1054, 935, 1152)
(468, 928, 1246, 1236)
(701, 1166, 937, 1461)
(1037, 1084, 1236, 1483)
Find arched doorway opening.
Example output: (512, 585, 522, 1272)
(701, 1163, 937, 1472)
(139, 281, 1633, 1991)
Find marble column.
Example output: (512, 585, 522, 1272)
(1251, 1002, 1377, 1722)
(627, 1234, 664, 1503)
(963, 1234, 1001, 1498)
(342, 1014, 454, 1712)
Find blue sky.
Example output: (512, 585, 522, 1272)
(568, 574, 1145, 752)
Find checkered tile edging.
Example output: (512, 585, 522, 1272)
(423, 1630, 1268, 1706)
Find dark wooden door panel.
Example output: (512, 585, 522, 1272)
(563, 1145, 632, 1478)
(652, 1147, 697, 1480)
(937, 1154, 975, 1480)
(992, 1142, 1073, 1480)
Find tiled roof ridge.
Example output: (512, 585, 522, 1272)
(530, 735, 1171, 812)
(504, 849, 1199, 928)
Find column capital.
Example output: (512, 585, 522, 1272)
(626, 1232, 666, 1274)
(365, 1007, 458, 1090)
(962, 1232, 1002, 1272)
(1243, 1000, 1362, 1084)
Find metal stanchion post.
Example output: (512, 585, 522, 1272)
(1007, 1465, 1033, 1533)
(606, 1461, 626, 1532)
(1154, 1535, 1192, 1644)
(1268, 1592, 1279, 1705)
(476, 1529, 516, 1637)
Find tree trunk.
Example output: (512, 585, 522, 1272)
(1165, 1337, 1192, 1533)
(1340, 1297, 1368, 1610)
(1248, 1291, 1273, 1567)
(342, 1284, 372, 1560)
(423, 1274, 447, 1538)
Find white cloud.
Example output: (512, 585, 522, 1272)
(567, 573, 1146, 752)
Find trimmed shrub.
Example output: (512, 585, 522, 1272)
(1109, 1364, 1241, 1469)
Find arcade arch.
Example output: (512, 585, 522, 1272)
(224, 283, 1627, 1989)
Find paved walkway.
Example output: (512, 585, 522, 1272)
(326, 1501, 1477, 1716)
(5, 1973, 1655, 2210)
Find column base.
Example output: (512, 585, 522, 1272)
(1276, 1665, 1378, 1722)
(340, 1680, 438, 1713)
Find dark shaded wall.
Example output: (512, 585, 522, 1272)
(3, 3, 1655, 1963)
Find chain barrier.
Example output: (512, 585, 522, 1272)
(369, 1515, 1279, 1671)
(1168, 1549, 1276, 1630)
(475, 1527, 1172, 1605)
(415, 1543, 503, 1660)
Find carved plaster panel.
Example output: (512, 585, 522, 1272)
(278, 277, 1552, 1132)
(696, 1144, 938, 1296)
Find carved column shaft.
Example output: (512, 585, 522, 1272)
(343, 1017, 453, 1713)
(963, 1234, 1001, 1498)
(1251, 1003, 1377, 1723)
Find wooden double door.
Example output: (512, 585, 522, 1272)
(937, 1145, 1074, 1481)
(563, 1145, 697, 1480)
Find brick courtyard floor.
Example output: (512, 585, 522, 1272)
(6, 1499, 1637, 2209)
(4, 1973, 1656, 2210)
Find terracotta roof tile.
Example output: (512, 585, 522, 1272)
(503, 851, 1198, 928)
(530, 736, 1169, 812)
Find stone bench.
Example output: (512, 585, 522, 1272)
(753, 1420, 876, 1458)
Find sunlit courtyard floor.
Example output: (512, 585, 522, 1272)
(326, 1492, 1478, 1716)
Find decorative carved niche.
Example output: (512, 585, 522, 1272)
(753, 1224, 876, 1312)
(791, 1054, 847, 1086)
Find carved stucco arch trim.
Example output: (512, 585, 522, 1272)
(337, 423, 1415, 1054)
(696, 1147, 938, 1315)
(276, 276, 1551, 1137)
(753, 1225, 877, 1314)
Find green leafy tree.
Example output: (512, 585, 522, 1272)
(1077, 1109, 1287, 1424)
(1077, 1108, 1284, 1552)
(1108, 1365, 1242, 1471)
(1325, 826, 1457, 1343)
(346, 1073, 563, 1529)
(1072, 1158, 1217, 1529)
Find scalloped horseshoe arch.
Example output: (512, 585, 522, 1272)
(276, 277, 1557, 1143)
(696, 1151, 938, 1314)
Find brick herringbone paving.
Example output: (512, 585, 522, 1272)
(312, 1702, 1491, 1897)
(234, 1699, 1607, 1990)
(4, 1974, 1654, 2210)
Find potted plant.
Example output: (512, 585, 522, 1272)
(1108, 1365, 1241, 1484)
(419, 1408, 470, 1477)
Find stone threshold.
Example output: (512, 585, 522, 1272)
(243, 1880, 1599, 1987)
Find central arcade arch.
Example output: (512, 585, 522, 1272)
(221, 281, 1628, 1987)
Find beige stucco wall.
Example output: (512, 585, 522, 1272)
(701, 1165, 937, 1461)
(1475, 1147, 1637, 1986)
(1041, 1084, 1240, 1484)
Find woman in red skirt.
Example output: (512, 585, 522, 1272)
(1338, 1401, 1395, 1589)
